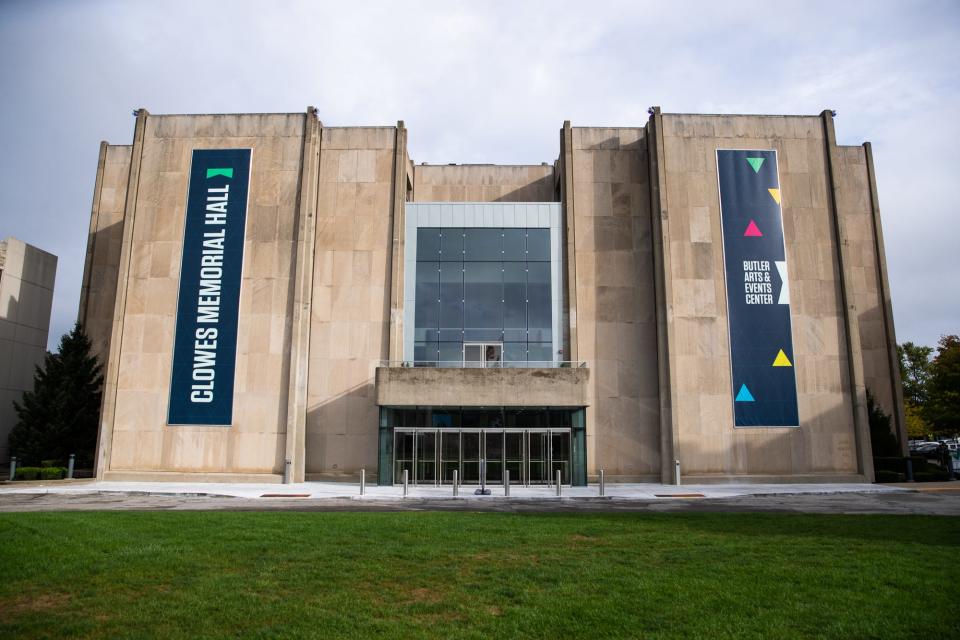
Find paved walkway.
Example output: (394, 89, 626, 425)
(0, 479, 906, 501)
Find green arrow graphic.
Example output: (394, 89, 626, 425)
(206, 168, 234, 179)
(746, 157, 764, 173)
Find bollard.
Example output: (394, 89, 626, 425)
(600, 469, 605, 497)
(283, 458, 292, 484)
(453, 469, 458, 497)
(403, 469, 409, 497)
(9, 457, 16, 481)
(504, 469, 510, 497)
(556, 469, 562, 497)
(67, 454, 75, 479)
(360, 468, 366, 495)
(674, 459, 681, 485)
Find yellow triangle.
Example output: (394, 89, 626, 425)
(772, 349, 792, 367)
(768, 188, 781, 205)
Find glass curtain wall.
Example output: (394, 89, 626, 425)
(414, 228, 552, 366)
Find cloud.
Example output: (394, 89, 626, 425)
(0, 0, 956, 349)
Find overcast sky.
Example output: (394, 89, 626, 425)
(0, 0, 957, 351)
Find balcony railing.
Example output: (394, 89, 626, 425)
(379, 360, 588, 369)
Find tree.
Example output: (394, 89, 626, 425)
(922, 334, 960, 436)
(7, 323, 103, 467)
(867, 390, 900, 457)
(898, 341, 933, 405)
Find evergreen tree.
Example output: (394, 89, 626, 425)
(8, 323, 103, 466)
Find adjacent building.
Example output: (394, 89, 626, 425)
(0, 237, 58, 461)
(80, 107, 906, 485)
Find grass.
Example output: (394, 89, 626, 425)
(0, 511, 957, 639)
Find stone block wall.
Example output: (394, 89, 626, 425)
(565, 127, 661, 480)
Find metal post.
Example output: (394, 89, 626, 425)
(674, 459, 681, 486)
(67, 454, 75, 479)
(556, 469, 562, 496)
(9, 457, 16, 481)
(599, 469, 605, 496)
(283, 459, 292, 484)
(360, 468, 366, 495)
(403, 469, 409, 497)
(453, 469, 458, 497)
(504, 469, 510, 497)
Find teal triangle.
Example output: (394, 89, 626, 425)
(746, 157, 764, 173)
(735, 384, 755, 402)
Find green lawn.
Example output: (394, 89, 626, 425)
(0, 511, 956, 639)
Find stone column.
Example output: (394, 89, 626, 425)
(95, 109, 149, 479)
(864, 141, 909, 457)
(647, 107, 679, 485)
(283, 107, 321, 483)
(821, 110, 875, 481)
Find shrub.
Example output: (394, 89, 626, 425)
(40, 459, 60, 468)
(875, 470, 905, 483)
(40, 467, 66, 480)
(14, 467, 41, 480)
(914, 469, 950, 482)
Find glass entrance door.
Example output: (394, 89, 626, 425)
(396, 428, 572, 486)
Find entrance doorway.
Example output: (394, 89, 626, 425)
(393, 429, 572, 486)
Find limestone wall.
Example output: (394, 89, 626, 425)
(658, 113, 861, 479)
(79, 143, 131, 363)
(566, 127, 661, 481)
(305, 127, 400, 479)
(413, 164, 556, 202)
(103, 113, 308, 477)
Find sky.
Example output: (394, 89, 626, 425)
(0, 0, 957, 351)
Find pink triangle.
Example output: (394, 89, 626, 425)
(744, 219, 763, 237)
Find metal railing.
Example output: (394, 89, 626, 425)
(379, 360, 587, 369)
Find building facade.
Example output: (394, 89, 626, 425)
(1, 237, 58, 461)
(81, 107, 906, 485)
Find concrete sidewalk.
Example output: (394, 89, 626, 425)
(0, 479, 908, 501)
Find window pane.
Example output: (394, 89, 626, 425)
(414, 261, 439, 332)
(416, 228, 441, 260)
(502, 262, 526, 329)
(414, 341, 438, 365)
(528, 342, 553, 364)
(439, 342, 463, 367)
(527, 262, 551, 335)
(439, 262, 463, 329)
(527, 229, 551, 261)
(464, 262, 502, 329)
(440, 228, 463, 261)
(464, 329, 502, 342)
(431, 408, 460, 429)
(504, 342, 526, 366)
(502, 229, 526, 261)
(464, 228, 501, 261)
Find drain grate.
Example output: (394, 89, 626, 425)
(259, 493, 311, 498)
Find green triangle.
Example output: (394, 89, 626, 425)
(746, 157, 764, 173)
(206, 168, 233, 179)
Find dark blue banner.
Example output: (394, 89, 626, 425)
(168, 149, 251, 425)
(717, 150, 798, 427)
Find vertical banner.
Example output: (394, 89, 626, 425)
(168, 149, 251, 425)
(717, 150, 799, 427)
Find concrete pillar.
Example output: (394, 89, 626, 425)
(864, 142, 909, 457)
(283, 107, 322, 483)
(95, 108, 149, 480)
(559, 121, 578, 361)
(388, 121, 408, 362)
(821, 110, 875, 482)
(646, 107, 679, 485)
